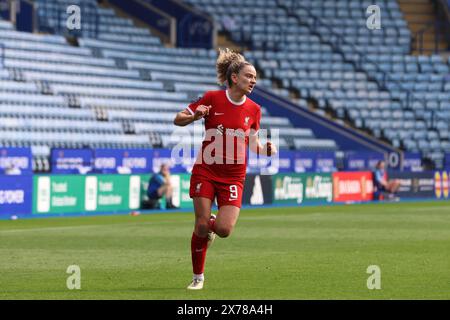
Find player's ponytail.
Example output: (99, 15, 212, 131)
(216, 48, 252, 87)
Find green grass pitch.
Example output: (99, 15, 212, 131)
(0, 201, 449, 299)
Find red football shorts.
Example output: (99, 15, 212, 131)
(189, 174, 244, 208)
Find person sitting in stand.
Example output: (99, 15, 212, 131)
(373, 160, 400, 201)
(146, 164, 178, 209)
(4, 163, 22, 175)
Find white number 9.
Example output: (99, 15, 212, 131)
(229, 185, 238, 199)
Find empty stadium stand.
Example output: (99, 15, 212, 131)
(184, 0, 450, 168)
(0, 0, 342, 173)
(1, 0, 448, 171)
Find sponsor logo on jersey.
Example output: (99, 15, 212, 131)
(214, 125, 246, 140)
(216, 124, 224, 135)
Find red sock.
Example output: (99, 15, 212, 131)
(191, 232, 208, 275)
(208, 217, 216, 233)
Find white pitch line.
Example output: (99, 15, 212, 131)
(373, 205, 450, 213)
(0, 220, 175, 234)
(1, 204, 448, 234)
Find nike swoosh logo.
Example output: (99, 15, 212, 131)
(215, 112, 224, 116)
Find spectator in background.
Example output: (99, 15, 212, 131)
(4, 163, 21, 175)
(117, 166, 132, 174)
(374, 160, 400, 200)
(146, 164, 178, 209)
(77, 165, 92, 175)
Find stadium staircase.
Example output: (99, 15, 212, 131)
(398, 0, 449, 54)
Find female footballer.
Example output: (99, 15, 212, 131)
(174, 48, 277, 290)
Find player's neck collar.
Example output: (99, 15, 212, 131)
(226, 89, 246, 106)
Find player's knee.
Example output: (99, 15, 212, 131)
(216, 225, 233, 238)
(195, 220, 209, 236)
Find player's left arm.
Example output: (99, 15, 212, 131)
(248, 107, 277, 156)
(249, 134, 277, 156)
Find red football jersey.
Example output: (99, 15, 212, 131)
(186, 90, 261, 183)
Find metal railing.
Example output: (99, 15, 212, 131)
(0, 42, 4, 68)
(141, 0, 215, 49)
(178, 12, 214, 48)
(412, 21, 450, 54)
(170, 0, 217, 48)
(436, 0, 450, 41)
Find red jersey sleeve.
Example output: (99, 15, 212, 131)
(250, 106, 261, 136)
(186, 91, 212, 115)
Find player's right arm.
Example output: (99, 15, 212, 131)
(173, 105, 211, 126)
(174, 91, 213, 127)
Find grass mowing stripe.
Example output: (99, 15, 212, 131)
(0, 201, 448, 299)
